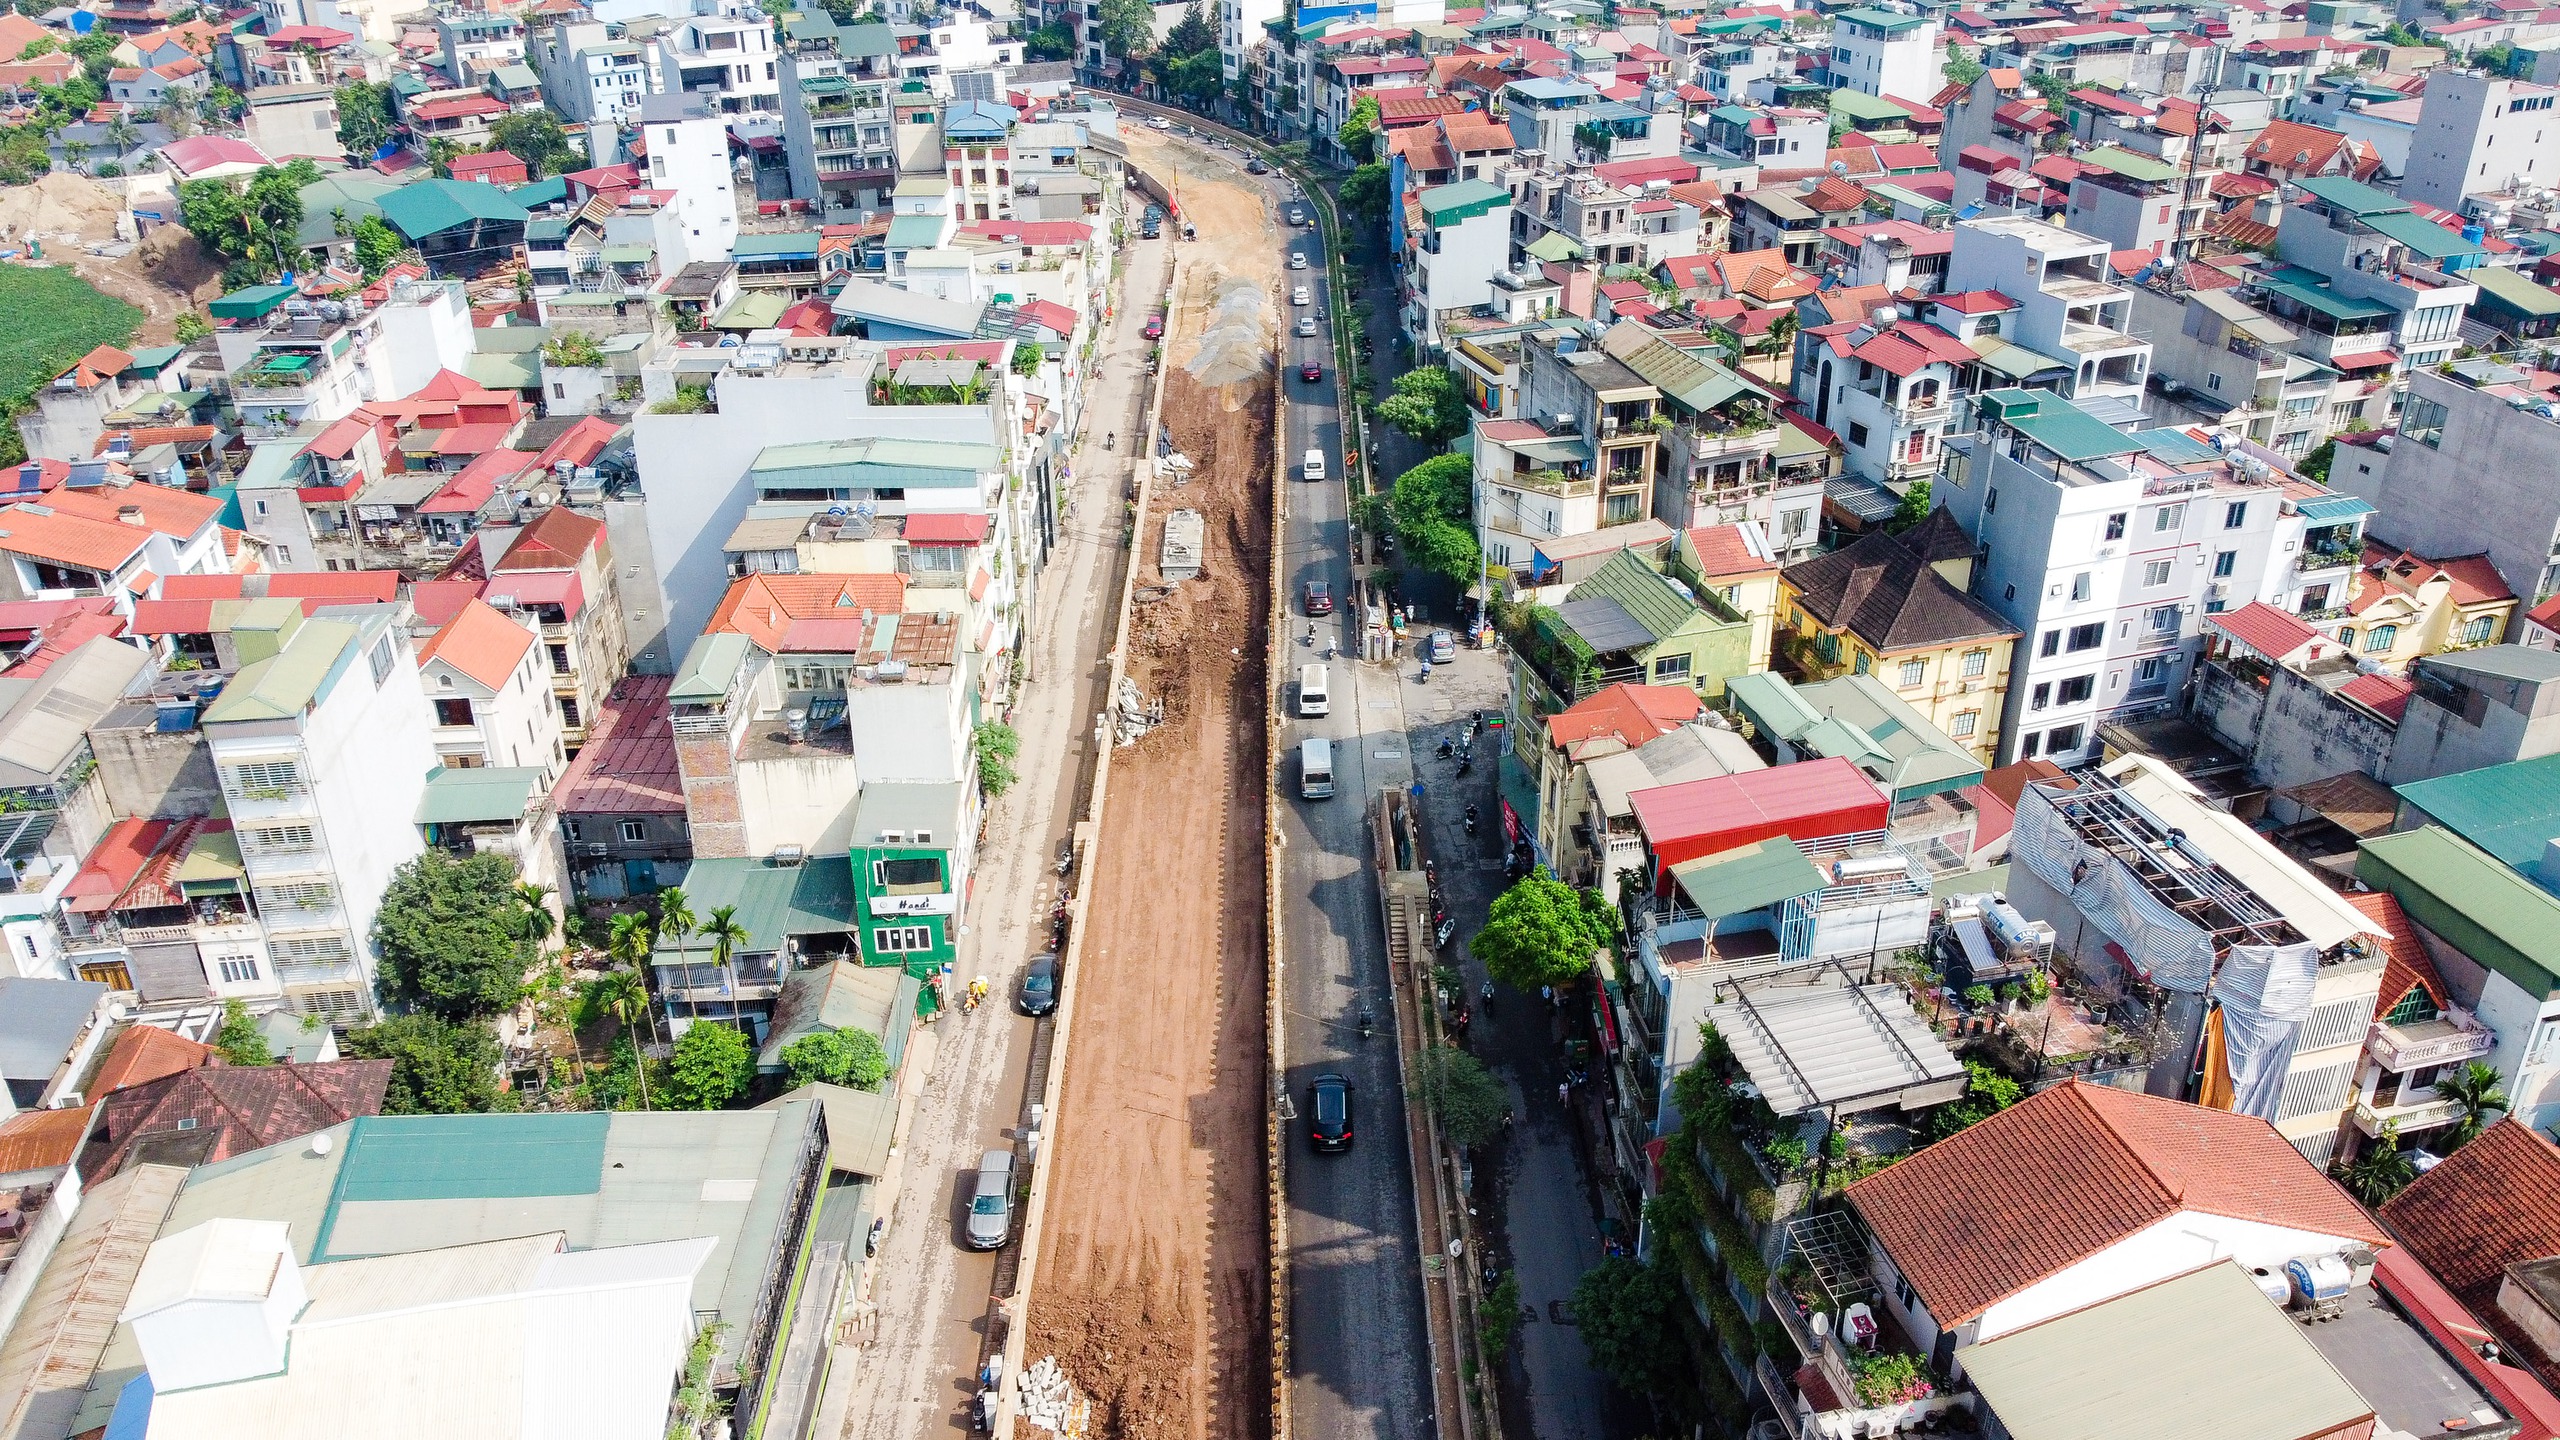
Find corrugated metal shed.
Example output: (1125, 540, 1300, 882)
(2360, 826, 2560, 998)
(1160, 508, 1204, 582)
(1962, 1261, 2373, 1440)
(1628, 756, 1888, 874)
(0, 1163, 186, 1440)
(0, 636, 148, 788)
(1705, 980, 1964, 1116)
(2394, 752, 2560, 870)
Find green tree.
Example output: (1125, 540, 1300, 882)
(1094, 0, 1154, 57)
(1163, 1, 1216, 56)
(1023, 20, 1077, 58)
(1885, 479, 1932, 534)
(210, 998, 273, 1066)
(200, 82, 241, 121)
(779, 1026, 890, 1089)
(1012, 340, 1044, 376)
(1164, 47, 1225, 106)
(2299, 437, 2337, 484)
(173, 309, 211, 344)
(371, 849, 531, 1020)
(666, 1022, 753, 1109)
(1338, 160, 1389, 225)
(2339, 1121, 2418, 1206)
(607, 911, 663, 1046)
(1375, 366, 1467, 449)
(656, 885, 697, 1025)
(2024, 70, 2073, 111)
(1944, 43, 1984, 87)
(700, 905, 751, 1030)
(344, 1014, 515, 1114)
(1570, 1257, 1687, 1395)
(1468, 866, 1618, 992)
(1922, 1059, 2023, 1140)
(334, 79, 395, 157)
(489, 110, 581, 177)
(593, 967, 654, 1109)
(974, 721, 1022, 798)
(350, 212, 404, 278)
(2438, 1060, 2510, 1147)
(1387, 452, 1480, 588)
(1336, 92, 1380, 161)
(1414, 1044, 1508, 1147)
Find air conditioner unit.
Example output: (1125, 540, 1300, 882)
(2206, 581, 2229, 599)
(51, 1091, 82, 1109)
(771, 845, 806, 866)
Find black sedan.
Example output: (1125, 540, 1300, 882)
(1310, 1073, 1353, 1152)
(1018, 953, 1060, 1016)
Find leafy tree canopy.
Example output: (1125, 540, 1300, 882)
(1338, 161, 1389, 225)
(1377, 366, 1469, 449)
(666, 1023, 754, 1109)
(1415, 1044, 1508, 1147)
(489, 111, 582, 178)
(1571, 1257, 1687, 1395)
(1023, 19, 1077, 58)
(1389, 451, 1480, 588)
(371, 849, 531, 1020)
(1468, 866, 1617, 992)
(344, 1014, 516, 1114)
(334, 79, 395, 158)
(779, 1027, 890, 1090)
(1337, 93, 1381, 161)
(211, 998, 273, 1066)
(1163, 1, 1216, 56)
(1095, 0, 1155, 57)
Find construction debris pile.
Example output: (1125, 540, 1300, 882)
(1181, 275, 1272, 386)
(1016, 1357, 1092, 1438)
(1109, 676, 1164, 745)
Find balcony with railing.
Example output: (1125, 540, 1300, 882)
(2367, 1012, 2494, 1072)
(2352, 1091, 2465, 1138)
(2297, 546, 2358, 573)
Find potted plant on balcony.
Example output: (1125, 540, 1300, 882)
(1848, 1351, 1933, 1407)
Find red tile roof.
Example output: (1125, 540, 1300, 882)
(495, 505, 604, 572)
(2207, 600, 2321, 662)
(407, 577, 482, 629)
(0, 505, 149, 574)
(90, 1024, 213, 1095)
(85, 1058, 393, 1178)
(2353, 541, 2515, 611)
(2382, 1120, 2560, 1391)
(1681, 524, 1779, 581)
(904, 511, 990, 544)
(1546, 682, 1700, 757)
(417, 599, 535, 691)
(2247, 119, 2351, 173)
(554, 675, 682, 816)
(157, 571, 399, 603)
(2337, 671, 2415, 722)
(45, 482, 221, 540)
(1849, 1081, 2388, 1325)
(64, 818, 176, 915)
(2347, 890, 2447, 1017)
(707, 573, 910, 653)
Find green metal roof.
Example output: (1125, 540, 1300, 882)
(1969, 339, 2073, 381)
(377, 179, 529, 241)
(663, 855, 858, 954)
(749, 436, 1004, 488)
(2078, 144, 2181, 184)
(1525, 231, 1584, 263)
(2359, 827, 2560, 999)
(885, 213, 947, 248)
(2254, 274, 2396, 322)
(325, 1113, 609, 1209)
(2395, 754, 2560, 871)
(1726, 670, 1824, 742)
(507, 176, 569, 210)
(491, 62, 540, 92)
(2470, 264, 2560, 318)
(671, 632, 754, 702)
(415, 765, 545, 824)
(2292, 490, 2375, 523)
(733, 231, 821, 258)
(1669, 837, 1825, 917)
(1793, 673, 1986, 799)
(296, 172, 408, 248)
(1419, 179, 1508, 227)
(2362, 209, 2485, 261)
(1837, 5, 1929, 28)
(464, 349, 539, 390)
(1976, 388, 2141, 462)
(2295, 174, 2404, 216)
(1828, 88, 1908, 122)
(208, 284, 293, 320)
(201, 618, 362, 723)
(712, 292, 792, 330)
(1569, 549, 1708, 644)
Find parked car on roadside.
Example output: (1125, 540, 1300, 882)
(1018, 953, 1059, 1016)
(1309, 1073, 1353, 1152)
(1426, 629, 1456, 663)
(964, 1149, 1015, 1248)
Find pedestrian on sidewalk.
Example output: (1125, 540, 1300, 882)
(1557, 1080, 1570, 1105)
(1539, 984, 1552, 1008)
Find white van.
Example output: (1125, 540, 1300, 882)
(1298, 664, 1330, 718)
(1303, 448, 1326, 482)
(1300, 737, 1335, 799)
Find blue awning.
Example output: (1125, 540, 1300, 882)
(2294, 492, 2376, 523)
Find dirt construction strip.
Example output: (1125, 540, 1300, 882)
(1025, 130, 1282, 1440)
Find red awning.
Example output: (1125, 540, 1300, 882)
(485, 567, 585, 620)
(2329, 349, 2398, 372)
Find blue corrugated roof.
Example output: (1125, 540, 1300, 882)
(2293, 491, 2376, 523)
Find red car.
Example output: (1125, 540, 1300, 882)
(1300, 361, 1323, 382)
(1303, 579, 1333, 615)
(1143, 313, 1164, 339)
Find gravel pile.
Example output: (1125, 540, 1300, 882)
(1181, 275, 1272, 386)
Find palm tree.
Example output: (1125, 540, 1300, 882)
(596, 966, 651, 1110)
(514, 882, 556, 962)
(103, 115, 135, 161)
(2340, 1121, 2417, 1206)
(607, 910, 661, 1048)
(2437, 1060, 2510, 1147)
(698, 905, 751, 1037)
(657, 885, 697, 1024)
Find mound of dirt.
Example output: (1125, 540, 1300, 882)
(132, 224, 222, 299)
(0, 172, 129, 246)
(1182, 277, 1272, 388)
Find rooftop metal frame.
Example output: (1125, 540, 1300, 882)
(2031, 779, 2304, 953)
(1784, 1207, 1879, 1308)
(1711, 957, 1944, 1116)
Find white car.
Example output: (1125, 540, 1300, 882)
(1149, 115, 1172, 130)
(1292, 286, 1310, 306)
(1289, 252, 1308, 270)
(1297, 317, 1317, 337)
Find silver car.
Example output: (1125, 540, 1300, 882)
(964, 1149, 1015, 1250)
(1297, 317, 1317, 337)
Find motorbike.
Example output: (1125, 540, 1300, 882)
(1437, 738, 1455, 760)
(1456, 754, 1474, 777)
(1465, 805, 1479, 835)
(1358, 1007, 1375, 1039)
(1434, 915, 1457, 948)
(1419, 661, 1432, 684)
(1104, 432, 1116, 451)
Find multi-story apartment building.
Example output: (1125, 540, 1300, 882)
(1402, 180, 1512, 353)
(416, 599, 565, 782)
(2334, 357, 2560, 604)
(1942, 215, 2154, 412)
(201, 602, 432, 1022)
(2399, 69, 2560, 216)
(940, 99, 1017, 224)
(209, 285, 372, 438)
(1825, 8, 1940, 100)
(638, 94, 741, 267)
(2258, 175, 2480, 386)
(1795, 313, 1972, 488)
(435, 11, 522, 82)
(530, 20, 652, 133)
(489, 506, 630, 751)
(651, 10, 778, 119)
(1942, 388, 2354, 766)
(778, 21, 897, 215)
